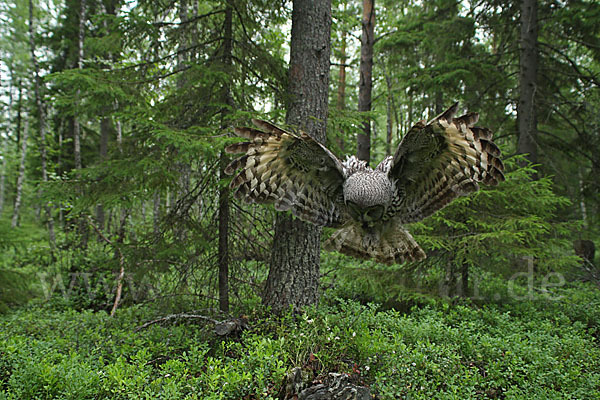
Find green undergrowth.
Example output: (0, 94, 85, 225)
(1, 283, 599, 399)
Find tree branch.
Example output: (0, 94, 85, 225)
(135, 312, 221, 332)
(152, 9, 225, 27)
(539, 42, 600, 86)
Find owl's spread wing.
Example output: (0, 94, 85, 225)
(225, 119, 347, 227)
(390, 103, 505, 223)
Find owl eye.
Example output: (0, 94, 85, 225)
(346, 201, 361, 219)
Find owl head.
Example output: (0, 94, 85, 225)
(343, 170, 394, 225)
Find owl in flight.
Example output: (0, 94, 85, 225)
(225, 103, 505, 265)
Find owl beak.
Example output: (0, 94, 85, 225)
(362, 205, 384, 223)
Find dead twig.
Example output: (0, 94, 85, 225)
(86, 214, 127, 317)
(135, 312, 220, 332)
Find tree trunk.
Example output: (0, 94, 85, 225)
(72, 0, 86, 248)
(336, 25, 347, 152)
(95, 0, 118, 232)
(96, 117, 112, 230)
(263, 0, 331, 313)
(460, 259, 469, 298)
(407, 91, 413, 135)
(15, 80, 22, 148)
(153, 192, 161, 236)
(12, 118, 28, 228)
(218, 152, 230, 313)
(73, 0, 85, 172)
(0, 133, 7, 215)
(384, 70, 393, 156)
(173, 0, 191, 242)
(218, 0, 234, 314)
(337, 32, 347, 112)
(435, 90, 444, 115)
(57, 127, 64, 225)
(115, 117, 122, 147)
(391, 83, 401, 142)
(29, 0, 57, 249)
(356, 0, 375, 164)
(517, 0, 538, 169)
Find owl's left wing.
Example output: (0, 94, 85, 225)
(389, 103, 505, 223)
(225, 119, 347, 227)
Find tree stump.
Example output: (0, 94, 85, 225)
(280, 368, 371, 400)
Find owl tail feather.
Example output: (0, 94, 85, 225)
(324, 221, 426, 265)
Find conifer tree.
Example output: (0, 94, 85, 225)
(356, 0, 375, 163)
(11, 104, 27, 228)
(28, 0, 56, 248)
(264, 0, 332, 313)
(517, 0, 539, 169)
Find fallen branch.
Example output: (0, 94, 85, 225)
(135, 313, 248, 337)
(135, 312, 220, 332)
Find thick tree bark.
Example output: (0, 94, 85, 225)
(28, 0, 56, 248)
(12, 118, 28, 228)
(356, 0, 375, 163)
(263, 0, 331, 313)
(517, 0, 538, 169)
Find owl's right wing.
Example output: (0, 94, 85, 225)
(389, 103, 505, 223)
(225, 119, 348, 227)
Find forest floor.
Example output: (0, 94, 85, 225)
(1, 282, 599, 399)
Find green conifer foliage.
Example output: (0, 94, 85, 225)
(411, 156, 579, 298)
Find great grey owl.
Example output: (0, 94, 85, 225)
(225, 103, 505, 264)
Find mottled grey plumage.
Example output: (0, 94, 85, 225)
(225, 103, 505, 264)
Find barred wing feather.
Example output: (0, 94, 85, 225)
(225, 119, 347, 227)
(390, 103, 505, 223)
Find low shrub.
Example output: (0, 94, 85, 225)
(1, 288, 599, 399)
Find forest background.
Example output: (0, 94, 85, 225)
(0, 0, 599, 398)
